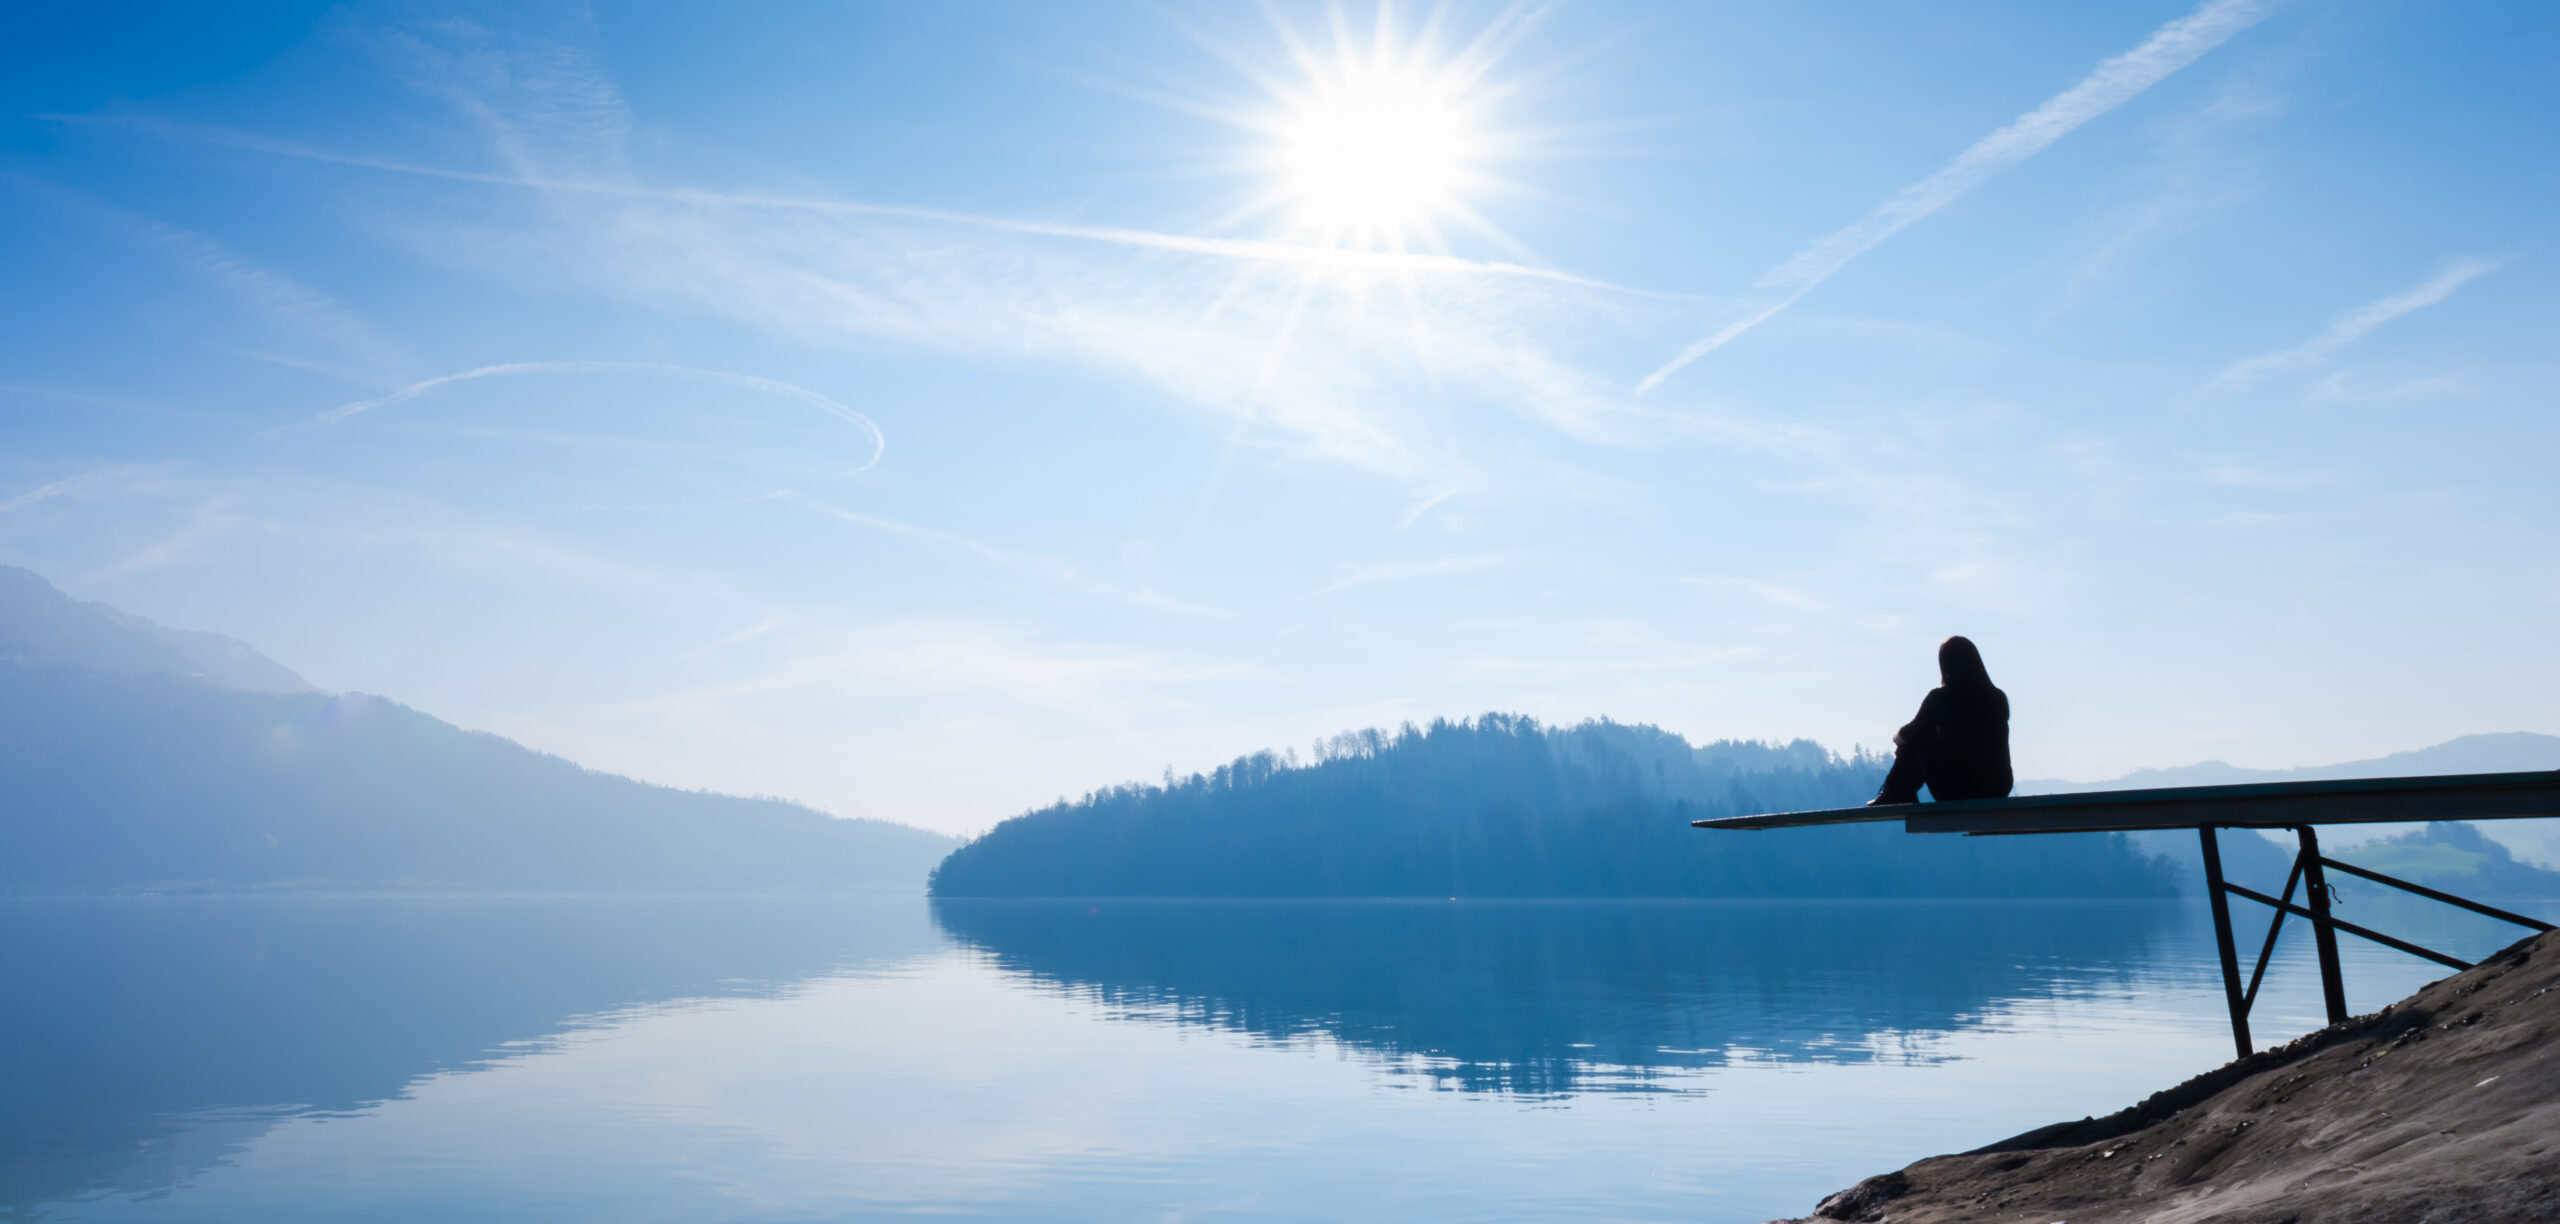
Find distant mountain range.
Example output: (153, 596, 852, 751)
(0, 567, 313, 694)
(2333, 821, 2560, 898)
(0, 566, 953, 894)
(2023, 733, 2560, 793)
(10, 561, 2547, 898)
(2024, 734, 2560, 878)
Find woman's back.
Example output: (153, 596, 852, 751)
(1873, 636, 2013, 804)
(1912, 680, 2011, 801)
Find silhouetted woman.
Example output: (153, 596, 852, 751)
(1870, 636, 2013, 805)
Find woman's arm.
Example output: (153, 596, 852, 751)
(1893, 688, 1944, 748)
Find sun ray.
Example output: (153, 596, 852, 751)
(1433, 195, 1540, 266)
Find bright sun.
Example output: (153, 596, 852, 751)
(1239, 7, 1521, 254)
(1276, 69, 1477, 239)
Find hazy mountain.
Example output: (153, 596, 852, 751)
(930, 715, 2177, 899)
(0, 565, 312, 694)
(2024, 734, 2560, 872)
(2335, 822, 2560, 898)
(0, 568, 953, 893)
(2022, 733, 2560, 793)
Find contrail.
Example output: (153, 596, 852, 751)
(296, 361, 885, 474)
(47, 113, 1676, 298)
(1639, 0, 2278, 393)
(790, 493, 1223, 615)
(2209, 257, 2505, 391)
(0, 467, 138, 514)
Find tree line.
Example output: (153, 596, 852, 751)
(929, 714, 2179, 898)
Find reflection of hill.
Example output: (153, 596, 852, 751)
(931, 898, 2179, 1096)
(0, 898, 938, 1218)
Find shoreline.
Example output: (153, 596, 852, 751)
(1766, 927, 2559, 1223)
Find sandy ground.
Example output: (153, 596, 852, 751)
(1763, 928, 2560, 1224)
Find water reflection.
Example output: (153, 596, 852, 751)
(931, 898, 2183, 1095)
(16, 895, 2544, 1224)
(0, 897, 937, 1218)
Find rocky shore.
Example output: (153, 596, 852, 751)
(1767, 927, 2559, 1224)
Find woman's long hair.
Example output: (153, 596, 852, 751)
(1938, 635, 1994, 690)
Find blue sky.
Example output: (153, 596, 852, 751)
(3, 1, 2553, 833)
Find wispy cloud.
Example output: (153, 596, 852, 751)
(2194, 459, 2320, 488)
(1395, 487, 1462, 530)
(374, 8, 635, 187)
(54, 25, 1761, 486)
(545, 622, 1300, 824)
(2044, 80, 2287, 313)
(541, 616, 1286, 821)
(2305, 371, 2477, 403)
(1682, 573, 1917, 639)
(2210, 258, 2505, 392)
(1640, 0, 2278, 392)
(0, 466, 151, 514)
(88, 498, 241, 581)
(291, 361, 886, 474)
(1681, 574, 1834, 615)
(47, 112, 1666, 296)
(790, 494, 1219, 615)
(676, 616, 794, 660)
(131, 220, 407, 373)
(5, 173, 407, 374)
(1450, 618, 1760, 683)
(613, 618, 1269, 721)
(1314, 553, 1514, 595)
(559, 186, 1667, 484)
(28, 464, 706, 600)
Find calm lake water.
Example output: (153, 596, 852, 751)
(6, 891, 2552, 1223)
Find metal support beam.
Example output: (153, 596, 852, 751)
(2317, 856, 2557, 933)
(2242, 856, 2303, 1012)
(2198, 827, 2252, 1059)
(2222, 882, 2474, 972)
(2295, 826, 2350, 1025)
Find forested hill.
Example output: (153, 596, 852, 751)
(928, 715, 2179, 898)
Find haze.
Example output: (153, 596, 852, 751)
(3, 1, 2554, 836)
